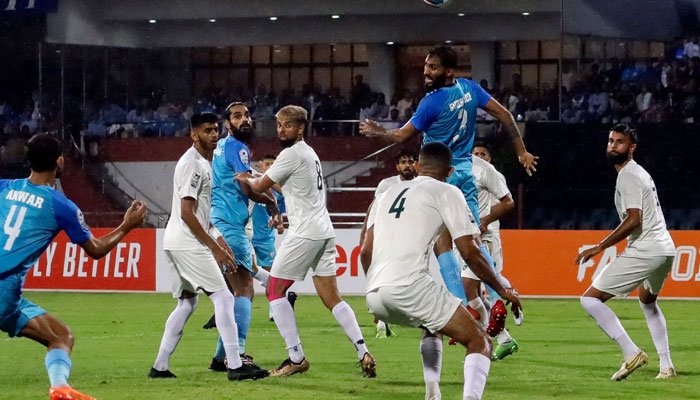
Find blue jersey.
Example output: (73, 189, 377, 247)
(251, 191, 284, 246)
(410, 77, 491, 166)
(211, 136, 252, 227)
(0, 179, 91, 276)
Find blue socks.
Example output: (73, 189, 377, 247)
(437, 252, 468, 305)
(478, 244, 502, 302)
(45, 349, 71, 388)
(234, 297, 252, 354)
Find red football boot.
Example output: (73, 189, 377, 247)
(487, 300, 507, 337)
(49, 386, 96, 400)
(449, 305, 482, 345)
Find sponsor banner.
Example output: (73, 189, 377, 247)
(24, 229, 156, 291)
(501, 230, 700, 298)
(23, 228, 700, 298)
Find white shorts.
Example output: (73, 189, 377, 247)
(270, 236, 337, 281)
(486, 236, 503, 274)
(366, 274, 461, 334)
(460, 238, 503, 280)
(165, 249, 227, 298)
(592, 253, 674, 298)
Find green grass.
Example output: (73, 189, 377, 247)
(1, 293, 699, 399)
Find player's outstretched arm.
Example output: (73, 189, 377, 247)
(575, 208, 642, 265)
(483, 98, 539, 176)
(359, 119, 418, 143)
(80, 200, 147, 259)
(454, 234, 522, 313)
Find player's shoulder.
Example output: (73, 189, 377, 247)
(421, 86, 450, 105)
(49, 187, 80, 214)
(618, 160, 647, 181)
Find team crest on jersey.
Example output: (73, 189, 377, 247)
(239, 149, 249, 166)
(190, 172, 201, 189)
(77, 209, 89, 232)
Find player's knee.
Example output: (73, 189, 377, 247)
(467, 329, 491, 356)
(178, 296, 199, 315)
(52, 323, 74, 350)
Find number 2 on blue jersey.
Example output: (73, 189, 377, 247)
(3, 205, 27, 250)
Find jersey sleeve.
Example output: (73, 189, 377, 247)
(619, 171, 643, 210)
(366, 200, 378, 229)
(467, 79, 492, 108)
(484, 167, 510, 200)
(374, 179, 388, 198)
(265, 148, 295, 184)
(0, 179, 11, 192)
(439, 186, 480, 239)
(177, 159, 204, 200)
(409, 93, 443, 132)
(52, 193, 92, 244)
(225, 140, 252, 173)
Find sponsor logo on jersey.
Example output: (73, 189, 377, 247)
(77, 209, 89, 232)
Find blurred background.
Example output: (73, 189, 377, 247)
(1, 0, 699, 231)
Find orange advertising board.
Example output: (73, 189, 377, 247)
(24, 228, 156, 291)
(501, 230, 700, 298)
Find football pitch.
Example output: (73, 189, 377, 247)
(1, 293, 698, 400)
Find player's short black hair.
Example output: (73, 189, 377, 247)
(611, 123, 638, 144)
(395, 148, 417, 164)
(419, 142, 452, 172)
(427, 45, 457, 70)
(223, 101, 247, 121)
(190, 113, 218, 129)
(261, 154, 276, 161)
(472, 141, 490, 152)
(26, 133, 62, 172)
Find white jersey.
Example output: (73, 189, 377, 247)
(374, 175, 401, 198)
(615, 160, 675, 256)
(163, 146, 213, 250)
(472, 156, 510, 241)
(265, 140, 334, 240)
(366, 175, 480, 292)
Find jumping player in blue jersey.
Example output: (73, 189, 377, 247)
(0, 134, 147, 400)
(208, 102, 281, 371)
(360, 46, 537, 339)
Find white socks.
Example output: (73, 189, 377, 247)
(495, 329, 514, 345)
(252, 268, 270, 287)
(270, 297, 305, 363)
(468, 298, 488, 330)
(376, 320, 386, 331)
(420, 334, 443, 394)
(332, 301, 369, 360)
(581, 296, 639, 358)
(463, 353, 490, 400)
(210, 290, 242, 369)
(153, 296, 198, 371)
(639, 300, 674, 370)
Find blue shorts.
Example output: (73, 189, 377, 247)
(446, 166, 481, 225)
(253, 240, 276, 268)
(212, 219, 253, 272)
(0, 272, 46, 337)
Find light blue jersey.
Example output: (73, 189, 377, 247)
(211, 135, 254, 270)
(409, 77, 492, 223)
(410, 77, 491, 166)
(0, 179, 91, 276)
(251, 191, 284, 267)
(0, 179, 91, 337)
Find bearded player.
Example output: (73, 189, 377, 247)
(360, 45, 536, 336)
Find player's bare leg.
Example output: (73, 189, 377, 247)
(638, 287, 675, 378)
(20, 313, 95, 400)
(581, 286, 647, 380)
(313, 275, 376, 378)
(438, 305, 493, 400)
